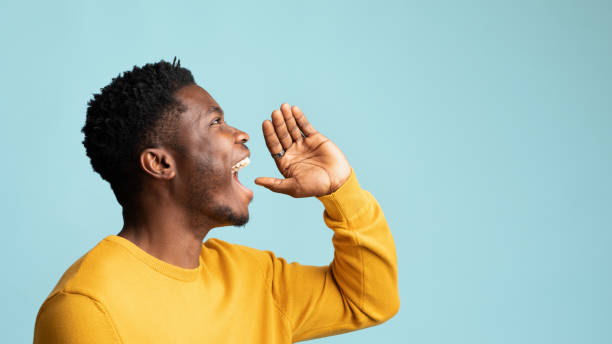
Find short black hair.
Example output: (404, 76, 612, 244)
(81, 58, 195, 206)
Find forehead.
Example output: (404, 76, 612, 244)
(174, 84, 220, 118)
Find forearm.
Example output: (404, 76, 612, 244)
(317, 169, 400, 323)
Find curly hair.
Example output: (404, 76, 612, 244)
(81, 58, 195, 206)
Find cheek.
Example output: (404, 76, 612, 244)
(192, 149, 231, 180)
(188, 132, 234, 177)
(204, 137, 234, 169)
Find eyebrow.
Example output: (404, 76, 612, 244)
(204, 106, 224, 117)
(197, 106, 224, 124)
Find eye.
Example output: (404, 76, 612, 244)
(211, 117, 223, 126)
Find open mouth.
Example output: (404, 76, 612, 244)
(231, 157, 253, 198)
(231, 156, 250, 175)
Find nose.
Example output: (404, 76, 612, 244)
(234, 127, 249, 144)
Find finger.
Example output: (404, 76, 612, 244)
(254, 177, 300, 197)
(280, 103, 303, 143)
(262, 120, 283, 155)
(271, 109, 293, 150)
(292, 105, 318, 136)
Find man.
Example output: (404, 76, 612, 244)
(33, 59, 399, 343)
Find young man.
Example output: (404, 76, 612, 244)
(33, 59, 399, 343)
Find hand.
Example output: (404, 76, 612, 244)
(255, 103, 351, 198)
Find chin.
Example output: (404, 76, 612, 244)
(229, 200, 251, 227)
(212, 204, 249, 228)
(230, 212, 249, 227)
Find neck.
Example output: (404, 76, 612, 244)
(117, 199, 214, 269)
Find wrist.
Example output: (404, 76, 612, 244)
(316, 168, 368, 221)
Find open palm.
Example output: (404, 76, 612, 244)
(255, 103, 351, 198)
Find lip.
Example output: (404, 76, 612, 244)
(233, 174, 253, 201)
(232, 169, 253, 201)
(231, 151, 251, 169)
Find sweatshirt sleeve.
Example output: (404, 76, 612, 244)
(257, 169, 400, 342)
(33, 291, 121, 344)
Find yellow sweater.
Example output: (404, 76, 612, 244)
(33, 170, 399, 343)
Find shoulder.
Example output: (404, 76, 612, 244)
(37, 291, 105, 322)
(34, 291, 120, 343)
(43, 236, 136, 304)
(202, 238, 276, 278)
(203, 237, 270, 262)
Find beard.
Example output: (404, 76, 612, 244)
(185, 156, 249, 228)
(206, 203, 249, 227)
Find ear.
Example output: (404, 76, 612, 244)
(139, 148, 176, 180)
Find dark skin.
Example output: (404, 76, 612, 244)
(118, 84, 351, 269)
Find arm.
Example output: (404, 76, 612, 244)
(34, 292, 121, 344)
(254, 104, 399, 341)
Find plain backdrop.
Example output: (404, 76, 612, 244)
(1, 1, 611, 343)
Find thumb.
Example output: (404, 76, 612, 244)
(254, 177, 299, 196)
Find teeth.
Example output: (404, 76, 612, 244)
(231, 157, 250, 173)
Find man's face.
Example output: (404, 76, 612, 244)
(170, 84, 253, 228)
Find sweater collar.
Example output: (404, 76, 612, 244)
(104, 235, 203, 282)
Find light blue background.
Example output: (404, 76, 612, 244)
(1, 1, 610, 343)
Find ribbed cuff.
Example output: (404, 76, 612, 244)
(316, 169, 367, 222)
